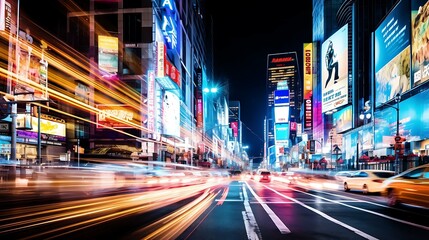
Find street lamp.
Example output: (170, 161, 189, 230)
(330, 132, 333, 170)
(381, 93, 401, 174)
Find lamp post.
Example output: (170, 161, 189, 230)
(330, 133, 333, 170)
(381, 94, 401, 174)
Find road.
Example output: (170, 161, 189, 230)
(1, 177, 428, 239)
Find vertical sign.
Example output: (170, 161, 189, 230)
(196, 68, 203, 128)
(303, 43, 313, 100)
(147, 70, 155, 134)
(304, 99, 312, 130)
(98, 35, 118, 73)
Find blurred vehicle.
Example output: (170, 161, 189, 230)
(272, 171, 296, 184)
(334, 171, 353, 181)
(343, 170, 395, 194)
(382, 163, 429, 208)
(256, 170, 271, 183)
(229, 170, 243, 180)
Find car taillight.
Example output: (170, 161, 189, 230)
(372, 179, 384, 183)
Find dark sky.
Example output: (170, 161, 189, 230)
(205, 1, 313, 158)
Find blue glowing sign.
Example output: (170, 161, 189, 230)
(274, 89, 289, 106)
(161, 0, 178, 50)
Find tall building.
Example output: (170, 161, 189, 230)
(308, 0, 420, 172)
(266, 52, 302, 170)
(0, 0, 236, 167)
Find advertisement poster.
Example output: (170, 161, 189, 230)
(374, 88, 429, 149)
(321, 24, 349, 113)
(162, 91, 180, 137)
(374, 0, 411, 107)
(411, 0, 429, 86)
(333, 105, 352, 133)
(98, 35, 118, 73)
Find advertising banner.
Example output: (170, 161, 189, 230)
(412, 0, 429, 86)
(274, 106, 289, 123)
(375, 0, 411, 107)
(162, 91, 180, 137)
(96, 104, 136, 129)
(333, 105, 352, 133)
(98, 35, 118, 73)
(304, 98, 312, 130)
(321, 24, 349, 113)
(274, 89, 289, 106)
(303, 43, 313, 100)
(275, 123, 289, 143)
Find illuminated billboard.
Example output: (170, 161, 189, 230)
(274, 106, 289, 123)
(275, 123, 290, 142)
(304, 98, 312, 130)
(274, 89, 289, 106)
(411, 0, 429, 86)
(303, 43, 313, 100)
(374, 88, 429, 149)
(375, 0, 411, 107)
(162, 91, 180, 137)
(96, 104, 136, 129)
(98, 35, 118, 74)
(16, 114, 66, 142)
(333, 105, 352, 133)
(321, 24, 349, 113)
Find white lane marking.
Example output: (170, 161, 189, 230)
(244, 181, 291, 234)
(265, 185, 379, 240)
(242, 183, 262, 240)
(215, 199, 243, 202)
(289, 187, 429, 231)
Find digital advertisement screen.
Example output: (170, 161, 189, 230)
(333, 105, 352, 133)
(96, 105, 137, 129)
(274, 106, 290, 123)
(374, 88, 429, 149)
(98, 35, 119, 74)
(411, 0, 429, 86)
(303, 43, 313, 100)
(374, 0, 411, 107)
(274, 89, 289, 106)
(275, 123, 290, 142)
(162, 91, 180, 137)
(16, 115, 66, 142)
(321, 24, 349, 113)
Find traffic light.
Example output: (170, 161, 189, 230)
(307, 140, 315, 154)
(394, 143, 404, 156)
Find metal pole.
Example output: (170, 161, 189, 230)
(37, 106, 41, 164)
(77, 138, 80, 168)
(330, 134, 333, 171)
(395, 97, 400, 174)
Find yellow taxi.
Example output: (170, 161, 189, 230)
(381, 163, 429, 208)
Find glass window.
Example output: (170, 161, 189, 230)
(404, 168, 424, 179)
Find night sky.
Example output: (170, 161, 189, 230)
(205, 1, 313, 158)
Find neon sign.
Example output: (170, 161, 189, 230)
(161, 0, 178, 50)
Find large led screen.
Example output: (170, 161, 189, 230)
(375, 0, 411, 107)
(412, 0, 429, 86)
(274, 106, 289, 123)
(333, 105, 352, 133)
(321, 24, 349, 113)
(374, 88, 429, 149)
(275, 123, 290, 142)
(98, 35, 119, 74)
(162, 91, 180, 137)
(274, 89, 289, 106)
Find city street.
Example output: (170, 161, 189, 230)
(1, 176, 428, 240)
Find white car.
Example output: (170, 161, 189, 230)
(343, 170, 395, 194)
(334, 171, 353, 181)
